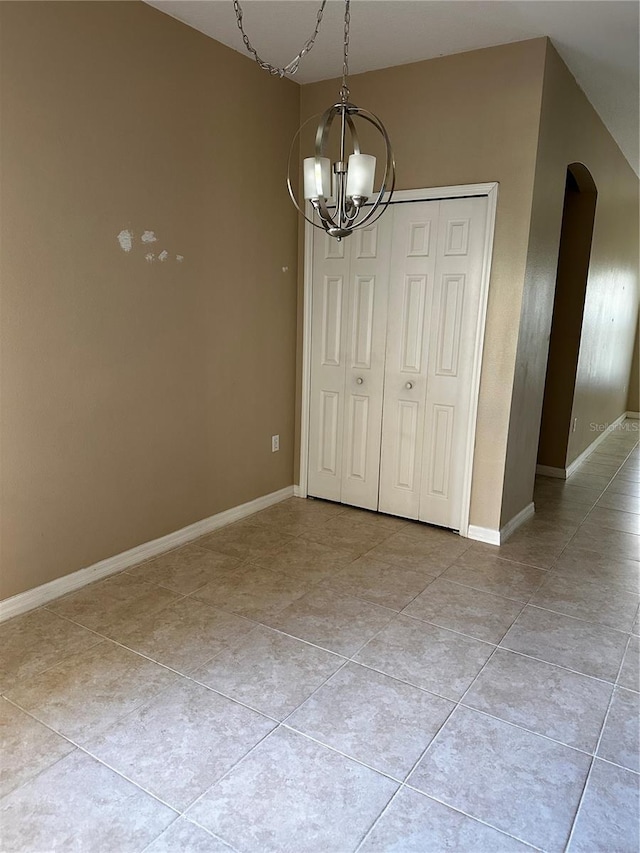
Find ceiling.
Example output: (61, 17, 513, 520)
(145, 1, 639, 174)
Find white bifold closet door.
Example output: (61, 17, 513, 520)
(307, 223, 392, 510)
(307, 195, 487, 530)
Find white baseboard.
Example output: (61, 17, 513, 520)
(293, 484, 306, 498)
(467, 501, 535, 546)
(627, 411, 639, 419)
(565, 411, 628, 477)
(536, 464, 566, 479)
(500, 502, 535, 542)
(466, 525, 501, 546)
(536, 411, 631, 480)
(0, 485, 294, 623)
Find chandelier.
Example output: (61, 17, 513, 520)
(234, 0, 395, 240)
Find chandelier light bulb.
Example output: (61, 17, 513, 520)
(303, 157, 332, 200)
(346, 153, 376, 198)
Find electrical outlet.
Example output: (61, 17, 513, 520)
(271, 434, 280, 453)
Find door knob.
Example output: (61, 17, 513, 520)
(405, 381, 414, 389)
(356, 377, 364, 385)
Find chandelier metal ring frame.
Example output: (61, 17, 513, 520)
(286, 104, 396, 239)
(234, 0, 395, 240)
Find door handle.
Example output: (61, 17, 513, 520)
(356, 377, 364, 385)
(405, 381, 414, 390)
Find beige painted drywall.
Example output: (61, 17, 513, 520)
(298, 39, 548, 531)
(501, 41, 639, 523)
(537, 171, 597, 469)
(0, 1, 300, 600)
(628, 320, 640, 413)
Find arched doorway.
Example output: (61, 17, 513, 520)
(537, 163, 598, 474)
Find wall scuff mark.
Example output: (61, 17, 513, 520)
(117, 229, 133, 252)
(117, 228, 184, 263)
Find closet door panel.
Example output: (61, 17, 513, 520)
(308, 235, 350, 502)
(379, 202, 439, 519)
(340, 221, 393, 510)
(419, 196, 488, 528)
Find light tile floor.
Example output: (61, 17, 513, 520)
(1, 426, 639, 852)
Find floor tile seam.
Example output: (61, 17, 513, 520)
(1, 697, 180, 815)
(0, 747, 75, 806)
(0, 696, 81, 803)
(455, 702, 601, 759)
(521, 602, 636, 636)
(584, 504, 640, 523)
(123, 561, 275, 596)
(397, 609, 501, 648)
(228, 619, 354, 661)
(546, 565, 640, 597)
(496, 645, 627, 687)
(278, 724, 405, 785)
(535, 570, 640, 603)
(68, 741, 185, 813)
(41, 592, 190, 638)
(593, 502, 640, 518)
(123, 540, 228, 577)
(176, 673, 283, 725)
(408, 572, 536, 607)
(342, 658, 461, 704)
(561, 630, 637, 851)
(318, 572, 437, 614)
(7, 622, 284, 739)
(209, 609, 358, 659)
(435, 574, 542, 604)
(566, 518, 640, 538)
(276, 658, 354, 727)
(177, 815, 245, 853)
(455, 634, 507, 708)
(548, 472, 613, 569)
(462, 549, 555, 572)
(593, 753, 640, 777)
(3, 658, 193, 747)
(44, 574, 188, 613)
(105, 634, 311, 728)
(614, 634, 639, 694)
(0, 626, 109, 698)
(352, 783, 408, 853)
(615, 680, 640, 695)
(178, 722, 287, 819)
(399, 785, 545, 851)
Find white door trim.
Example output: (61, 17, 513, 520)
(298, 182, 499, 539)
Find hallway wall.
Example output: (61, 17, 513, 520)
(501, 40, 639, 524)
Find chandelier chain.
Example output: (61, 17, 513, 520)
(233, 0, 327, 78)
(340, 0, 351, 101)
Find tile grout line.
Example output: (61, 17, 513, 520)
(561, 630, 636, 852)
(138, 816, 243, 853)
(354, 589, 534, 852)
(3, 434, 637, 850)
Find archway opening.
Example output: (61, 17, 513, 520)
(537, 163, 598, 472)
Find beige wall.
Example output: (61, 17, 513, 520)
(0, 1, 300, 600)
(537, 172, 597, 469)
(628, 321, 640, 413)
(299, 40, 548, 530)
(501, 42, 639, 522)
